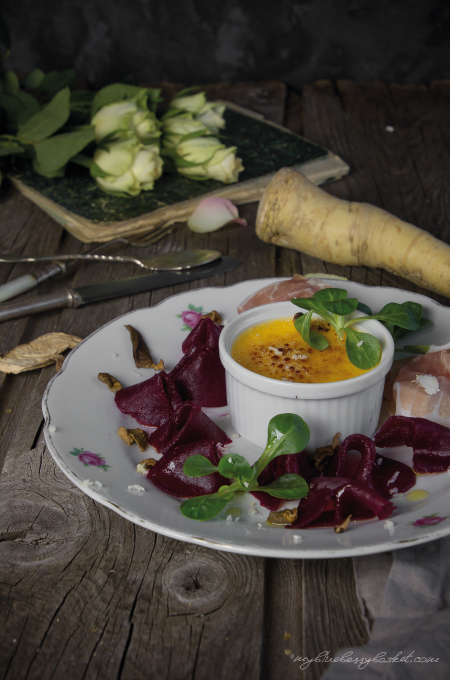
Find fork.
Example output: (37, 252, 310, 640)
(0, 222, 180, 303)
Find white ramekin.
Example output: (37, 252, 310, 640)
(219, 301, 395, 451)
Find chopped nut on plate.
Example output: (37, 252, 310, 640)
(98, 372, 122, 392)
(118, 427, 149, 452)
(201, 310, 223, 324)
(267, 507, 298, 525)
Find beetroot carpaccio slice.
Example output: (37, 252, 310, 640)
(114, 371, 183, 427)
(147, 439, 229, 498)
(170, 316, 227, 407)
(323, 432, 415, 498)
(182, 316, 222, 353)
(251, 454, 300, 511)
(374, 415, 450, 474)
(170, 343, 226, 407)
(290, 477, 395, 529)
(148, 402, 231, 454)
(371, 455, 416, 498)
(324, 433, 376, 484)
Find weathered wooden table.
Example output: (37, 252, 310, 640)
(1, 80, 449, 680)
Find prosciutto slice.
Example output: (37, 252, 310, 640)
(170, 317, 227, 407)
(147, 439, 228, 498)
(237, 274, 332, 313)
(374, 415, 450, 474)
(148, 402, 231, 454)
(392, 351, 450, 427)
(114, 371, 183, 427)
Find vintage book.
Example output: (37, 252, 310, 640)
(8, 101, 349, 243)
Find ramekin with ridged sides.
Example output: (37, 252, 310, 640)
(219, 301, 395, 451)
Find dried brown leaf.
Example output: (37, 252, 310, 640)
(124, 325, 164, 370)
(267, 507, 298, 525)
(334, 514, 352, 533)
(118, 427, 148, 452)
(0, 333, 82, 374)
(201, 310, 223, 324)
(54, 355, 65, 372)
(98, 372, 122, 392)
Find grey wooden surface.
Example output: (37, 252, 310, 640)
(1, 80, 449, 680)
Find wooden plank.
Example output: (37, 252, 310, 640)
(0, 442, 265, 680)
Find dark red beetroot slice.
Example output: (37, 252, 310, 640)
(290, 477, 395, 528)
(251, 454, 300, 511)
(114, 371, 183, 427)
(170, 342, 226, 407)
(323, 432, 415, 498)
(148, 402, 231, 454)
(182, 316, 222, 354)
(371, 455, 416, 498)
(147, 439, 229, 498)
(374, 415, 450, 474)
(324, 433, 376, 484)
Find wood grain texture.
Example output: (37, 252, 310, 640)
(2, 80, 449, 680)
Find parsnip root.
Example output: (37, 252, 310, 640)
(256, 168, 450, 298)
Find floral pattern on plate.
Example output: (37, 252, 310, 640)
(410, 514, 449, 528)
(177, 304, 204, 330)
(69, 447, 110, 471)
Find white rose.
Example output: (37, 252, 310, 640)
(161, 113, 210, 148)
(91, 90, 161, 143)
(93, 139, 163, 196)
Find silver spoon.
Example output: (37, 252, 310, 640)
(0, 249, 222, 271)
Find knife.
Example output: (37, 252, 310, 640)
(0, 255, 241, 322)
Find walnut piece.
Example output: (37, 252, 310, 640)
(136, 458, 157, 473)
(312, 432, 340, 472)
(118, 427, 149, 452)
(267, 507, 298, 525)
(98, 372, 122, 392)
(125, 325, 164, 370)
(201, 310, 223, 324)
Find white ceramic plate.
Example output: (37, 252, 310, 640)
(43, 278, 450, 558)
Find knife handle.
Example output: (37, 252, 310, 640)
(0, 262, 65, 303)
(0, 288, 81, 322)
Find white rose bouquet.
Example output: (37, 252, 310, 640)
(0, 46, 244, 196)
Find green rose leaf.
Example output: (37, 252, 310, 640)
(2, 70, 19, 95)
(345, 327, 381, 369)
(91, 83, 160, 116)
(38, 69, 77, 96)
(33, 126, 95, 177)
(218, 453, 253, 481)
(17, 87, 71, 142)
(0, 141, 25, 156)
(258, 473, 309, 500)
(183, 455, 218, 477)
(23, 68, 45, 89)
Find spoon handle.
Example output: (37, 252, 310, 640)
(0, 253, 142, 266)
